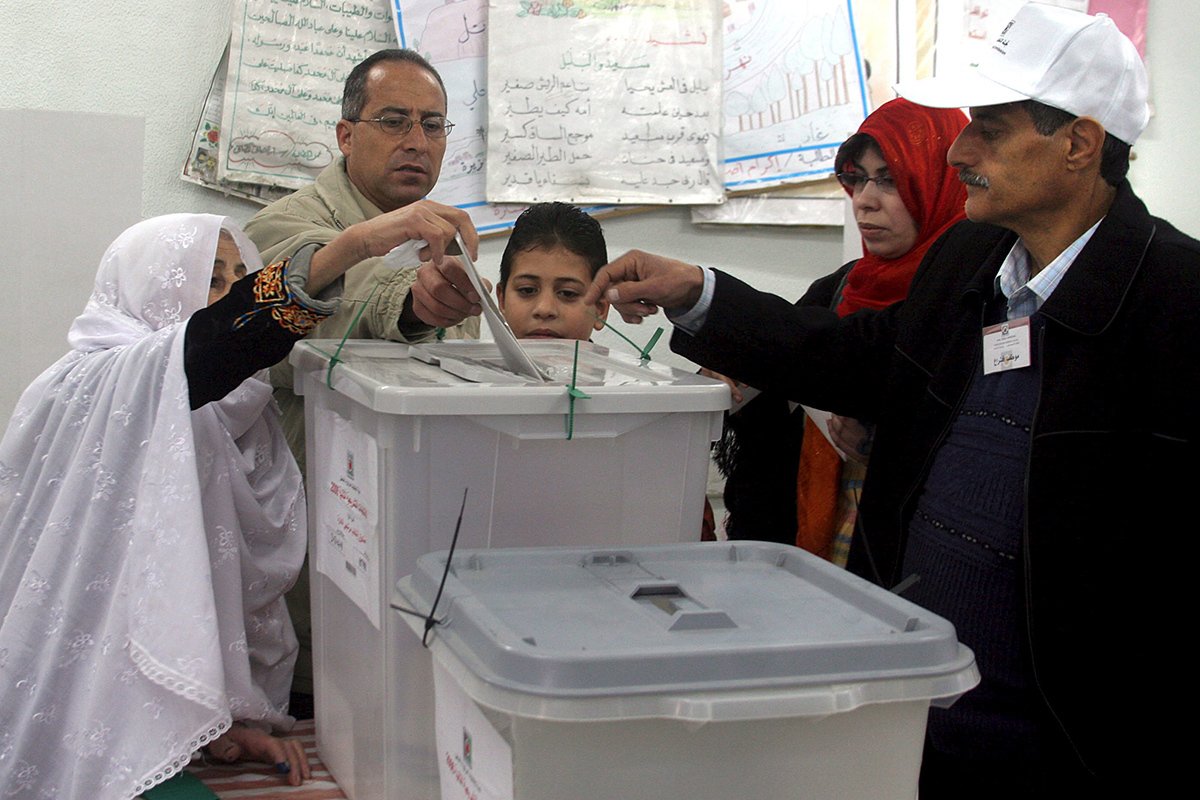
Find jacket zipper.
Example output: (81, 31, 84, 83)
(1022, 322, 1092, 776)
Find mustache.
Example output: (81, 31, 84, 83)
(958, 170, 989, 188)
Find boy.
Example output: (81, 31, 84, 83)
(496, 203, 609, 341)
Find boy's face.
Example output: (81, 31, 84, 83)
(497, 245, 608, 341)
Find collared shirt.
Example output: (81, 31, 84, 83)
(665, 266, 716, 334)
(996, 219, 1102, 319)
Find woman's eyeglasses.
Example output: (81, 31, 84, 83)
(836, 172, 898, 194)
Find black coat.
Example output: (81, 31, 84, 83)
(673, 181, 1200, 783)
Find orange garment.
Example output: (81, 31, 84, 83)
(794, 416, 842, 558)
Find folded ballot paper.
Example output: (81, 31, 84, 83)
(447, 234, 546, 382)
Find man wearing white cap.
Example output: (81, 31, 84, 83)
(585, 3, 1197, 794)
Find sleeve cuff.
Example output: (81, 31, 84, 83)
(233, 247, 338, 337)
(665, 266, 715, 335)
(284, 242, 342, 314)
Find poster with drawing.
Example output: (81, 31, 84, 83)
(486, 0, 724, 205)
(220, 0, 397, 189)
(203, 1, 890, 222)
(183, 44, 294, 205)
(691, 0, 908, 227)
(721, 0, 870, 191)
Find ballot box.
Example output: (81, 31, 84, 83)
(290, 339, 729, 800)
(394, 542, 980, 800)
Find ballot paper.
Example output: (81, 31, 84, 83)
(380, 238, 428, 271)
(803, 405, 850, 461)
(448, 233, 546, 382)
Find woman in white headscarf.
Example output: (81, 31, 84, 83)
(0, 212, 419, 798)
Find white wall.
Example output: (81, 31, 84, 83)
(0, 0, 249, 221)
(2, 0, 1197, 419)
(1, 0, 254, 422)
(0, 110, 145, 420)
(1126, 0, 1200, 232)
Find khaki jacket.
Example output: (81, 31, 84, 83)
(245, 157, 479, 470)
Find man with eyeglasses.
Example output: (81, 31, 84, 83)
(584, 4, 1198, 796)
(247, 48, 481, 474)
(244, 49, 481, 706)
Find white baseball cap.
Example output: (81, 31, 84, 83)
(896, 2, 1149, 144)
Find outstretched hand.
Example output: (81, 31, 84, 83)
(584, 250, 704, 324)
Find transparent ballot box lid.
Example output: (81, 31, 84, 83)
(290, 339, 730, 416)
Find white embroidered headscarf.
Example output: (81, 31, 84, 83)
(0, 214, 306, 799)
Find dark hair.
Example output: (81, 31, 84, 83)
(834, 132, 881, 174)
(499, 203, 608, 287)
(341, 49, 447, 120)
(1021, 100, 1131, 187)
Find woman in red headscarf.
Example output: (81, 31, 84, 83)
(713, 98, 968, 562)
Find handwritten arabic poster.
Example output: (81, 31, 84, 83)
(314, 409, 381, 629)
(395, 0, 625, 232)
(721, 0, 870, 191)
(392, 0, 528, 233)
(183, 44, 294, 205)
(220, 0, 398, 189)
(486, 0, 723, 205)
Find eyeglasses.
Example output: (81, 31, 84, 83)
(348, 114, 455, 139)
(835, 171, 898, 194)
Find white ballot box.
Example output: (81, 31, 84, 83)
(395, 542, 979, 800)
(290, 340, 729, 800)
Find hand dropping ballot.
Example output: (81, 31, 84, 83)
(381, 233, 546, 381)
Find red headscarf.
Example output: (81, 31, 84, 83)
(836, 98, 969, 316)
(795, 99, 968, 561)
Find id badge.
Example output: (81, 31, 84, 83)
(982, 316, 1032, 374)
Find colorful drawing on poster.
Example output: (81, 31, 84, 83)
(721, 0, 870, 190)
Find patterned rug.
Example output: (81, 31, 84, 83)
(185, 719, 347, 799)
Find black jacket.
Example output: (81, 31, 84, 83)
(674, 181, 1200, 782)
